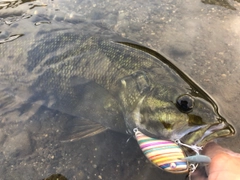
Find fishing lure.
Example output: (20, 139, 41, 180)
(133, 128, 201, 174)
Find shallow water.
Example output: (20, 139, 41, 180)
(0, 0, 240, 179)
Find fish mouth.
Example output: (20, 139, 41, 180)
(180, 121, 235, 148)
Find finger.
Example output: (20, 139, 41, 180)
(202, 142, 226, 158)
(203, 142, 240, 158)
(202, 142, 229, 175)
(202, 142, 240, 179)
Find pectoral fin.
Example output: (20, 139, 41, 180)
(60, 117, 107, 142)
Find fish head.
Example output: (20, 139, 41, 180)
(113, 41, 235, 149)
(139, 84, 235, 148)
(118, 70, 235, 149)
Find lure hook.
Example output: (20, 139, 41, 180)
(174, 139, 202, 154)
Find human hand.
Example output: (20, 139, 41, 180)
(191, 142, 240, 180)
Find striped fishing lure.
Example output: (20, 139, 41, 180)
(133, 128, 189, 173)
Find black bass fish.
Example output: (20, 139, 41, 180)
(0, 29, 235, 149)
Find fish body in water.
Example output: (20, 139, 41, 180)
(0, 29, 235, 150)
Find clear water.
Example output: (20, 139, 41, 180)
(0, 0, 240, 179)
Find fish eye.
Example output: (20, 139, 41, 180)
(176, 94, 194, 113)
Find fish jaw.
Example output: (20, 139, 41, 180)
(196, 122, 235, 146)
(176, 121, 235, 148)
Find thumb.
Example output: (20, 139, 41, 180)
(202, 142, 240, 179)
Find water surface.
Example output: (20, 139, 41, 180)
(0, 0, 240, 179)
